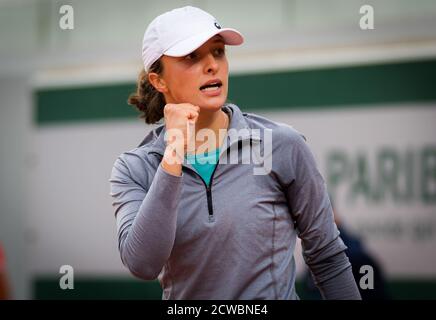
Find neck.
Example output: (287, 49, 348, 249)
(193, 107, 228, 151)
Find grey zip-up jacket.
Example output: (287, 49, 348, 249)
(109, 103, 361, 300)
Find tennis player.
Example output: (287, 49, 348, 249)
(109, 6, 361, 300)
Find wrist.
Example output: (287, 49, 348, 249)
(164, 143, 185, 165)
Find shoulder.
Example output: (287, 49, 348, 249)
(117, 123, 164, 164)
(242, 111, 307, 144)
(240, 111, 314, 185)
(114, 146, 153, 171)
(110, 126, 163, 187)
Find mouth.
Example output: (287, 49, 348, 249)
(199, 79, 223, 92)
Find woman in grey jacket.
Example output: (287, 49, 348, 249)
(109, 5, 361, 300)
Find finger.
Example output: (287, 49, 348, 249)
(186, 110, 199, 121)
(183, 104, 200, 113)
(186, 120, 196, 153)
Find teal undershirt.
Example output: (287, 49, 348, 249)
(184, 148, 220, 187)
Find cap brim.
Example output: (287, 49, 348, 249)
(164, 28, 244, 57)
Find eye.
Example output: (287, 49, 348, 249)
(214, 47, 225, 56)
(185, 52, 197, 60)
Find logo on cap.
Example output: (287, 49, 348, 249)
(214, 21, 222, 29)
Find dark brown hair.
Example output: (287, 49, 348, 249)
(127, 59, 166, 124)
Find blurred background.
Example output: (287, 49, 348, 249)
(0, 0, 435, 299)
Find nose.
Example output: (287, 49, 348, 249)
(203, 53, 219, 74)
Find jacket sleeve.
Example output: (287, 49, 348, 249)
(109, 155, 183, 280)
(284, 134, 361, 299)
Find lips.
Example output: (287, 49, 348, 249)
(199, 79, 222, 91)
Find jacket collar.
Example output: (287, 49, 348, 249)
(143, 103, 261, 157)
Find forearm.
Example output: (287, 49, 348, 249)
(308, 251, 362, 300)
(118, 163, 183, 280)
(161, 144, 183, 176)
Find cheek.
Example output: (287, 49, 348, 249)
(221, 61, 229, 85)
(168, 73, 197, 99)
(181, 75, 199, 97)
(223, 60, 229, 73)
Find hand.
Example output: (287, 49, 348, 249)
(163, 103, 200, 155)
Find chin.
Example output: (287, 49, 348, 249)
(200, 103, 224, 112)
(198, 96, 227, 111)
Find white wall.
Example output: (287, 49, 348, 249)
(0, 77, 32, 299)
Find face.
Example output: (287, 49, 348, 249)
(150, 35, 229, 111)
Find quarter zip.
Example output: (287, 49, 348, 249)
(185, 153, 220, 222)
(151, 150, 221, 222)
(202, 160, 220, 222)
(150, 135, 260, 223)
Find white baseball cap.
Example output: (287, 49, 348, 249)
(141, 6, 244, 72)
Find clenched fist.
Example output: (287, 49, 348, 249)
(161, 103, 200, 175)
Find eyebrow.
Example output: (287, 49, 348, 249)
(212, 37, 225, 44)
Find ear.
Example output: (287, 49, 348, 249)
(148, 72, 168, 93)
